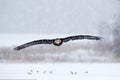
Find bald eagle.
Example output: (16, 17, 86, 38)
(14, 35, 101, 50)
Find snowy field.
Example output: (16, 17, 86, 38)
(0, 34, 120, 80)
(0, 63, 120, 80)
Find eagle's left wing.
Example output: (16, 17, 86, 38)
(61, 35, 101, 42)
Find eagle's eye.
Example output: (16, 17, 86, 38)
(53, 39, 62, 46)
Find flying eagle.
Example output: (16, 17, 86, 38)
(14, 35, 101, 50)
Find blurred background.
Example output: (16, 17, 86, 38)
(0, 0, 120, 63)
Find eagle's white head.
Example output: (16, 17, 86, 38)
(53, 39, 63, 46)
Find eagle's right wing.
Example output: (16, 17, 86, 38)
(14, 39, 53, 50)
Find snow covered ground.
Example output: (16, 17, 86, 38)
(0, 63, 120, 80)
(0, 34, 119, 79)
(0, 34, 119, 80)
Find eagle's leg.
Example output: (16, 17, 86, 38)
(53, 39, 63, 46)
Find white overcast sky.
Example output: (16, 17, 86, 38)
(0, 0, 119, 34)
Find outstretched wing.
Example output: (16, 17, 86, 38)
(14, 35, 102, 50)
(61, 35, 101, 42)
(14, 39, 53, 50)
